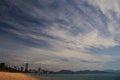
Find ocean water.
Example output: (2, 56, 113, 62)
(30, 73, 120, 80)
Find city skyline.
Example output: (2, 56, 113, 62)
(1, 0, 120, 71)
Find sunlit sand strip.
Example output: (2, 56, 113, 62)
(0, 72, 44, 80)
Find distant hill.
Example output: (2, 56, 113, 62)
(75, 70, 109, 74)
(57, 70, 74, 74)
(104, 69, 120, 73)
(49, 70, 109, 74)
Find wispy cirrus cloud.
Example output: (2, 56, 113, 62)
(0, 0, 120, 71)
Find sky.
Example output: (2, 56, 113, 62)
(1, 0, 120, 71)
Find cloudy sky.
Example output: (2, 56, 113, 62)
(1, 0, 120, 71)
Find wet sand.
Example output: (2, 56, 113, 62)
(0, 72, 44, 80)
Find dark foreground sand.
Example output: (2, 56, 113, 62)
(0, 72, 44, 80)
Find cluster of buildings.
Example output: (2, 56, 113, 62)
(0, 63, 29, 72)
(0, 63, 48, 74)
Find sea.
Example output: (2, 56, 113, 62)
(30, 73, 120, 80)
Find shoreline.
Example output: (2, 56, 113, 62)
(0, 72, 45, 80)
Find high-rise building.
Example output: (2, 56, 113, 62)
(25, 63, 28, 72)
(21, 67, 24, 72)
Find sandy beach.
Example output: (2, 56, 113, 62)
(0, 72, 44, 80)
